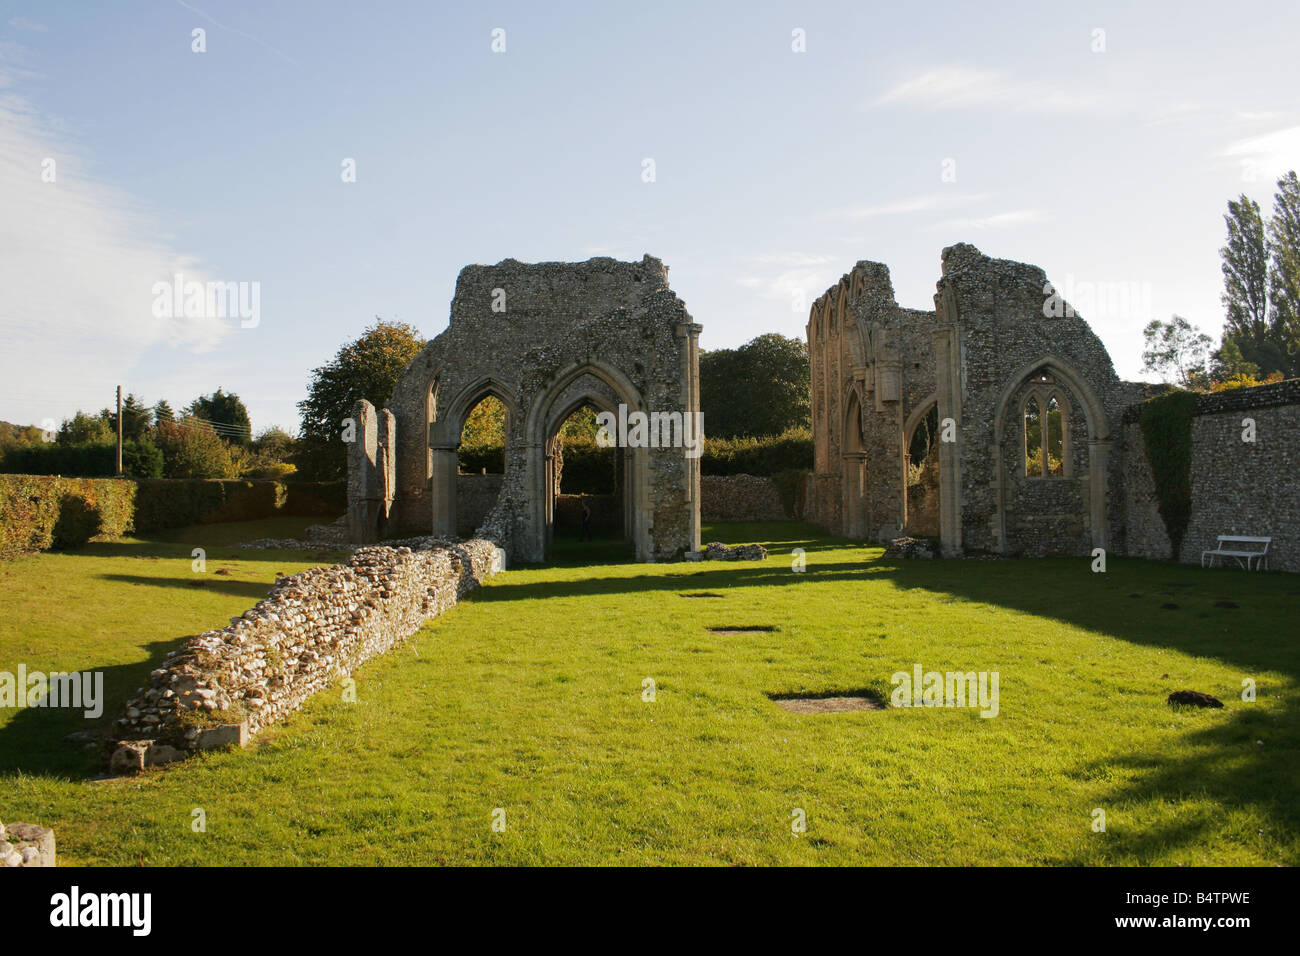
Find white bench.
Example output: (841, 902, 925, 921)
(1202, 535, 1271, 571)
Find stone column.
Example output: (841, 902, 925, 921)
(1087, 439, 1112, 553)
(347, 400, 380, 544)
(934, 328, 963, 557)
(676, 321, 704, 553)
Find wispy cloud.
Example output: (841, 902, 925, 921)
(873, 66, 1108, 115)
(7, 17, 47, 33)
(735, 252, 841, 308)
(828, 192, 992, 220)
(0, 64, 230, 420)
(926, 209, 1047, 232)
(1219, 125, 1300, 182)
(174, 0, 299, 68)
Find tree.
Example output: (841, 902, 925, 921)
(101, 392, 152, 442)
(1142, 316, 1212, 389)
(460, 396, 506, 448)
(57, 411, 113, 445)
(122, 439, 164, 478)
(153, 419, 237, 478)
(153, 399, 176, 425)
(295, 319, 426, 480)
(187, 389, 252, 446)
(700, 333, 810, 439)
(1221, 195, 1270, 342)
(244, 426, 298, 479)
(1209, 336, 1259, 381)
(1267, 170, 1300, 376)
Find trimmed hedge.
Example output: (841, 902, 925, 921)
(700, 428, 812, 476)
(458, 428, 814, 490)
(0, 474, 346, 558)
(0, 475, 137, 559)
(283, 480, 346, 516)
(2, 440, 164, 478)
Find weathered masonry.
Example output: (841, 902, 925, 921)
(807, 243, 1146, 558)
(349, 256, 703, 563)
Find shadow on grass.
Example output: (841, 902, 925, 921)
(488, 519, 1300, 862)
(0, 636, 187, 778)
(99, 573, 277, 600)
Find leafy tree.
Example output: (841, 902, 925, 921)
(243, 426, 298, 479)
(153, 419, 237, 478)
(295, 319, 426, 481)
(700, 333, 810, 439)
(460, 396, 507, 448)
(58, 411, 113, 445)
(251, 426, 295, 458)
(187, 389, 252, 446)
(1142, 316, 1212, 390)
(153, 399, 176, 425)
(1267, 170, 1300, 376)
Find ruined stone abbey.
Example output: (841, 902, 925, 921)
(346, 246, 1299, 572)
(807, 243, 1300, 570)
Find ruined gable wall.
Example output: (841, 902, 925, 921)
(935, 244, 1128, 554)
(383, 256, 697, 560)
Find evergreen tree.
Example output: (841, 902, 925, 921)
(1267, 171, 1300, 376)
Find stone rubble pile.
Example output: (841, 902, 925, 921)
(110, 538, 504, 773)
(0, 819, 55, 867)
(687, 541, 768, 561)
(884, 536, 938, 559)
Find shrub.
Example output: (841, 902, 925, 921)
(154, 419, 238, 478)
(1138, 389, 1199, 559)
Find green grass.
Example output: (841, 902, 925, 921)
(1, 519, 1297, 865)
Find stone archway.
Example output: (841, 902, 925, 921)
(427, 377, 518, 538)
(525, 361, 653, 562)
(357, 255, 701, 563)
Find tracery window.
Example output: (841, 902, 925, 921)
(1023, 373, 1070, 478)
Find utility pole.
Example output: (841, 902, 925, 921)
(115, 385, 123, 477)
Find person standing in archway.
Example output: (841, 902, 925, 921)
(579, 499, 593, 542)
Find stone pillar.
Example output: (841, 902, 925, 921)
(347, 400, 380, 544)
(378, 409, 396, 533)
(934, 328, 963, 557)
(1088, 439, 1112, 553)
(677, 320, 704, 553)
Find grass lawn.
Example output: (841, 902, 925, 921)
(1, 518, 1297, 865)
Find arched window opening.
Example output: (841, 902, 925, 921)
(1024, 397, 1043, 477)
(459, 394, 507, 474)
(1023, 387, 1069, 478)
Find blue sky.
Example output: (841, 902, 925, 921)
(2, 0, 1298, 432)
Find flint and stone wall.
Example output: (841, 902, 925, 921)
(111, 539, 503, 770)
(701, 474, 788, 521)
(1121, 381, 1300, 571)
